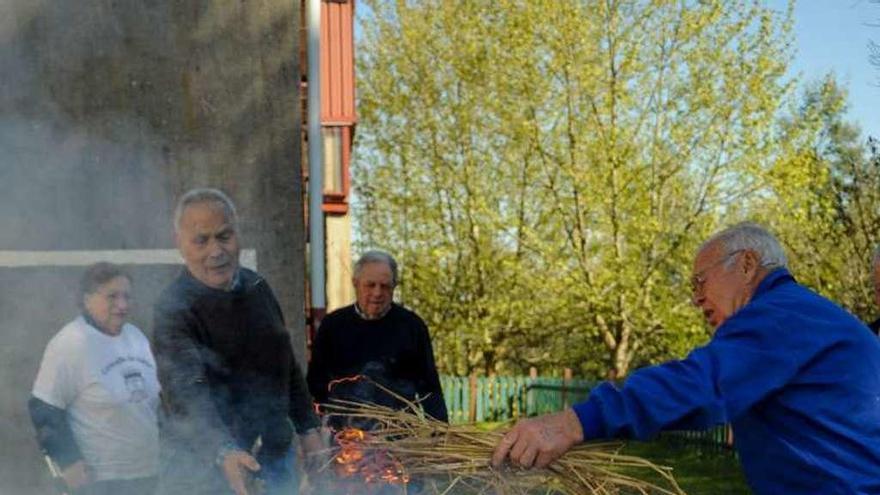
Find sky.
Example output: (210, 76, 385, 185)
(768, 0, 880, 138)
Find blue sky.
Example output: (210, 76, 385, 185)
(768, 0, 880, 138)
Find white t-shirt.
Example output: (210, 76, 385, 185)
(32, 316, 160, 481)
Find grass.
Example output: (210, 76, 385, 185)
(619, 439, 750, 495)
(472, 422, 750, 494)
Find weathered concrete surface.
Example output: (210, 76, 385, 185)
(0, 1, 305, 492)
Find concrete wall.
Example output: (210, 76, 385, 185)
(0, 1, 305, 492)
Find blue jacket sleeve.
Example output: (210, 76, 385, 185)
(573, 304, 803, 440)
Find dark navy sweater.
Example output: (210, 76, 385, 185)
(152, 268, 319, 462)
(307, 303, 448, 423)
(573, 269, 880, 494)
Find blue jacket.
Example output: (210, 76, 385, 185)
(573, 268, 880, 494)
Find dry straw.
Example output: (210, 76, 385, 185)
(316, 379, 685, 495)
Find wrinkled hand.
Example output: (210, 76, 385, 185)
(221, 450, 261, 495)
(61, 460, 91, 490)
(491, 408, 584, 469)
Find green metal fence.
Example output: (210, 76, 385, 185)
(439, 374, 734, 451)
(661, 424, 735, 452)
(440, 375, 593, 423)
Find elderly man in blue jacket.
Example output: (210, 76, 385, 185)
(492, 222, 880, 494)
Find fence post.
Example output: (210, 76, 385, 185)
(468, 374, 477, 423)
(527, 367, 537, 416)
(561, 368, 572, 408)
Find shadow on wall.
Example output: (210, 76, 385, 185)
(0, 0, 306, 493)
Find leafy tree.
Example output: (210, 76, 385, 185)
(755, 76, 880, 320)
(355, 0, 796, 378)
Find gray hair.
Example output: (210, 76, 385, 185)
(78, 262, 131, 309)
(354, 250, 399, 286)
(701, 221, 788, 270)
(173, 188, 238, 232)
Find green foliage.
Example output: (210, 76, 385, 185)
(752, 77, 880, 320)
(354, 0, 880, 378)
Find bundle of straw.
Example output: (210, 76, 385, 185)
(316, 379, 685, 495)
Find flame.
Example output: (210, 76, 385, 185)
(336, 446, 364, 463)
(333, 427, 370, 479)
(316, 375, 368, 416)
(327, 374, 366, 393)
(332, 427, 410, 486)
(335, 428, 366, 443)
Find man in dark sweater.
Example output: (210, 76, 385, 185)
(153, 188, 322, 495)
(307, 250, 448, 426)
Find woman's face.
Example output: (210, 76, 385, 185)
(83, 276, 132, 335)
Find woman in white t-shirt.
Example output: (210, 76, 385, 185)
(29, 262, 160, 495)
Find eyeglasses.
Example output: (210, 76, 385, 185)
(690, 249, 745, 295)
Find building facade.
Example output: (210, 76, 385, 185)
(300, 0, 357, 343)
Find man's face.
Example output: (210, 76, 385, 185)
(176, 201, 240, 290)
(691, 242, 754, 329)
(354, 262, 395, 319)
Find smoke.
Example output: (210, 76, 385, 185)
(0, 2, 178, 493)
(0, 0, 310, 492)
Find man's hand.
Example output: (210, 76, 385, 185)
(300, 429, 324, 455)
(491, 408, 584, 469)
(61, 460, 91, 490)
(300, 429, 327, 471)
(221, 450, 261, 495)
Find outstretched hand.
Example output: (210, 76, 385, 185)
(490, 408, 584, 469)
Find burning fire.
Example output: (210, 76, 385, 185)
(333, 427, 410, 485)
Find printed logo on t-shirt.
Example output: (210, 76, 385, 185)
(98, 354, 156, 404)
(101, 356, 154, 375)
(123, 370, 148, 403)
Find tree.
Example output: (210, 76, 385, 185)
(755, 76, 880, 320)
(355, 0, 796, 378)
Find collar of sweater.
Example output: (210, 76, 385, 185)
(354, 303, 392, 321)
